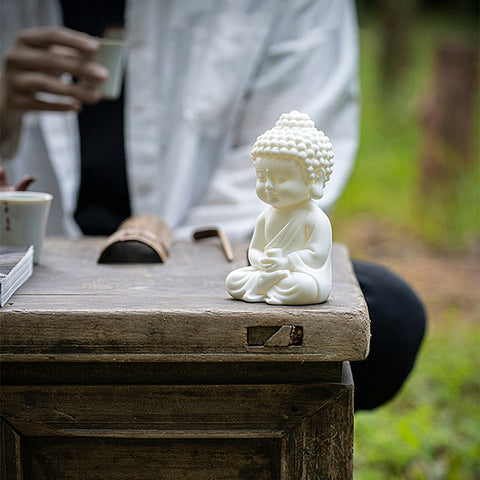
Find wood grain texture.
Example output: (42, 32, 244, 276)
(283, 363, 354, 479)
(2, 382, 349, 438)
(1, 360, 342, 385)
(1, 365, 354, 479)
(0, 239, 370, 362)
(0, 419, 23, 480)
(23, 437, 280, 480)
(0, 239, 364, 479)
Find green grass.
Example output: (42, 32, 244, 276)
(354, 322, 480, 480)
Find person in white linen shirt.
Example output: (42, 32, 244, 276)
(0, 0, 359, 240)
(0, 0, 426, 411)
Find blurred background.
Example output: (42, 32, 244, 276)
(332, 1, 479, 478)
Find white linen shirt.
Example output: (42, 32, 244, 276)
(0, 0, 359, 240)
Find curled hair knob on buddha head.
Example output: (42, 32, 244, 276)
(251, 110, 334, 199)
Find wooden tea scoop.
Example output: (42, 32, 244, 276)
(193, 227, 234, 262)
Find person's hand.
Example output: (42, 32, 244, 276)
(0, 26, 109, 115)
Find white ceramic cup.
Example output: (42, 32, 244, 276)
(93, 39, 128, 100)
(0, 192, 53, 263)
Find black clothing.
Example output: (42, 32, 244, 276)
(352, 261, 427, 410)
(60, 0, 125, 38)
(62, 0, 130, 235)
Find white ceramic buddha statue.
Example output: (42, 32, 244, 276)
(226, 110, 334, 305)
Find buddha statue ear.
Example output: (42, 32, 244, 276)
(311, 182, 324, 200)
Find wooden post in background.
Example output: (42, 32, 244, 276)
(418, 41, 479, 194)
(377, 0, 414, 90)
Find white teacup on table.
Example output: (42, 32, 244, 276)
(0, 192, 53, 263)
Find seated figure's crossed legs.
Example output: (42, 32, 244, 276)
(265, 272, 319, 305)
(226, 267, 319, 305)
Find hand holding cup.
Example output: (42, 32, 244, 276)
(0, 26, 110, 115)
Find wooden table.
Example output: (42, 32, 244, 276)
(0, 238, 370, 480)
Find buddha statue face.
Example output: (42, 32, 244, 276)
(255, 156, 312, 208)
(251, 110, 334, 201)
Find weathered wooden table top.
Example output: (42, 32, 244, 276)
(0, 238, 370, 363)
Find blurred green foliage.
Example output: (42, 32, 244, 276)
(334, 7, 479, 250)
(345, 7, 480, 479)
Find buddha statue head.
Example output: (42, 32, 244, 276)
(251, 110, 334, 200)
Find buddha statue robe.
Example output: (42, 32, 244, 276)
(226, 200, 332, 305)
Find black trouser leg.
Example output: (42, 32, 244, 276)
(351, 261, 427, 410)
